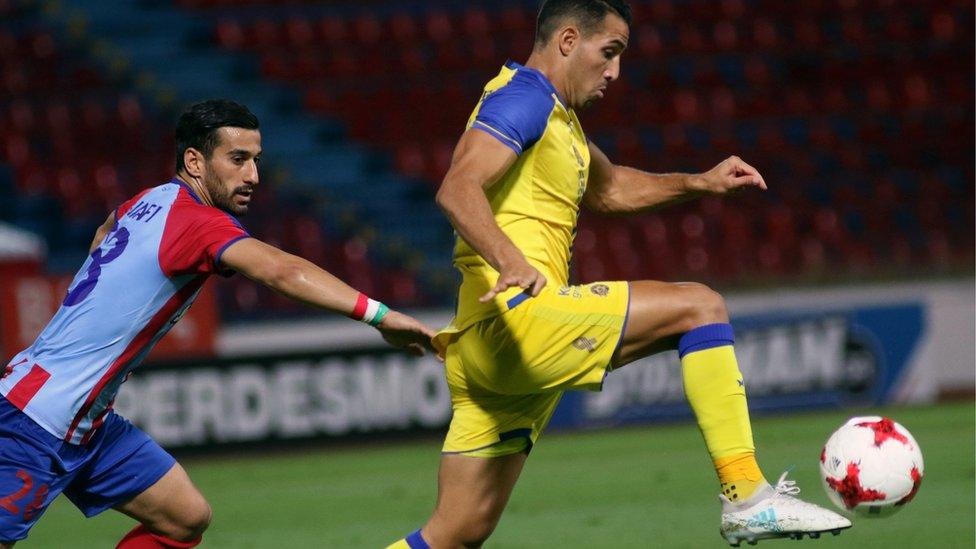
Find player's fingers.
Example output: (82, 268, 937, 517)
(479, 280, 509, 303)
(731, 175, 763, 188)
(734, 159, 766, 189)
(418, 330, 436, 352)
(530, 273, 547, 296)
(729, 156, 757, 174)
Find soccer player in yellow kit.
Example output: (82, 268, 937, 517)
(390, 1, 850, 547)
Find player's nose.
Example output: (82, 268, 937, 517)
(245, 160, 259, 185)
(605, 58, 621, 82)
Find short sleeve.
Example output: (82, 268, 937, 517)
(159, 199, 250, 277)
(471, 81, 554, 155)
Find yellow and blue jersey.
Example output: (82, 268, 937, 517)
(444, 61, 591, 337)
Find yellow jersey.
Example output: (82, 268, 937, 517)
(442, 61, 591, 339)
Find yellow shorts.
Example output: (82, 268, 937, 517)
(439, 281, 630, 455)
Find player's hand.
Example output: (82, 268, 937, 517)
(695, 155, 767, 194)
(375, 310, 436, 357)
(479, 255, 547, 303)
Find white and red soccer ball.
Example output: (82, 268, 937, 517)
(819, 416, 924, 517)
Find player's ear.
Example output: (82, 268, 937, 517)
(184, 148, 206, 179)
(557, 25, 580, 56)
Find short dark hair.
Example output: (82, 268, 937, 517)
(175, 99, 259, 172)
(535, 0, 632, 47)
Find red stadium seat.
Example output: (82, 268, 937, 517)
(318, 16, 348, 46)
(352, 14, 383, 47)
(394, 143, 426, 180)
(389, 13, 418, 45)
(425, 11, 454, 45)
(750, 17, 780, 51)
(214, 20, 245, 50)
(462, 7, 491, 38)
(712, 20, 739, 51)
(251, 19, 283, 49)
(283, 17, 315, 47)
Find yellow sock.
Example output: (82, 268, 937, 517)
(679, 324, 767, 498)
(715, 452, 765, 501)
(385, 541, 410, 549)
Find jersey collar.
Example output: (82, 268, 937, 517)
(172, 177, 204, 205)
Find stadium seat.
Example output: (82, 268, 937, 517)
(1, 0, 970, 318)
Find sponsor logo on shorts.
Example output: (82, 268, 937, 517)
(590, 284, 610, 296)
(572, 336, 598, 352)
(558, 285, 583, 299)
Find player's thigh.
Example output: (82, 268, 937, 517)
(63, 412, 208, 537)
(613, 280, 729, 368)
(113, 462, 210, 537)
(458, 281, 629, 394)
(427, 452, 528, 543)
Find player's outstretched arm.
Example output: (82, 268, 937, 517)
(583, 141, 767, 214)
(436, 128, 547, 302)
(219, 237, 435, 356)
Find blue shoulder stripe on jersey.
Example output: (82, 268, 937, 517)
(473, 61, 559, 155)
(504, 60, 565, 107)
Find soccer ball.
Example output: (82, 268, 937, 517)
(819, 416, 924, 517)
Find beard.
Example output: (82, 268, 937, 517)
(202, 167, 251, 216)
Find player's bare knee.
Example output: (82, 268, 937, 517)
(682, 283, 729, 329)
(458, 518, 499, 548)
(156, 498, 211, 541)
(180, 500, 212, 540)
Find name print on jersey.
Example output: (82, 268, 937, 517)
(125, 201, 164, 223)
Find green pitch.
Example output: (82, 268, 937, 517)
(26, 402, 974, 548)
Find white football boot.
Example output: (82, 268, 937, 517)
(720, 472, 852, 546)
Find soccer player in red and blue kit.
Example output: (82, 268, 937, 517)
(0, 99, 435, 548)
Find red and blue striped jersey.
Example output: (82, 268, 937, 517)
(1, 178, 249, 444)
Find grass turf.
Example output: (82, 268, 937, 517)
(25, 402, 974, 548)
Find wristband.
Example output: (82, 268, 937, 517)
(350, 293, 389, 327)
